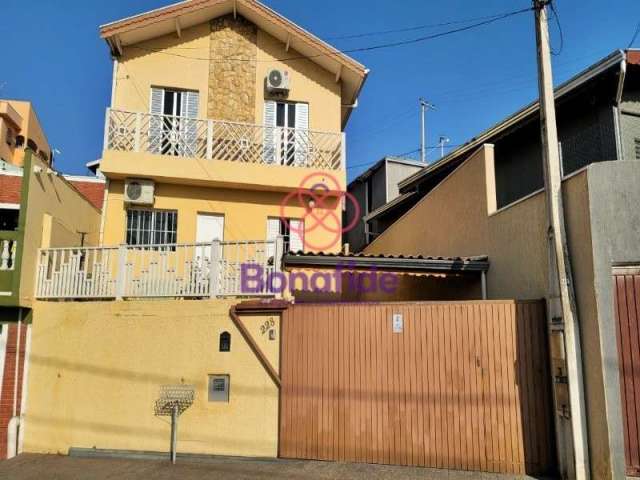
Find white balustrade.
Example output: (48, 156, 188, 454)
(35, 239, 281, 300)
(105, 108, 343, 171)
(0, 238, 17, 271)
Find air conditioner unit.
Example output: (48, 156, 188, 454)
(266, 69, 290, 93)
(124, 178, 155, 205)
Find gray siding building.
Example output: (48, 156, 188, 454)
(344, 157, 423, 252)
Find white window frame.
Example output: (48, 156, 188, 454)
(267, 217, 304, 253)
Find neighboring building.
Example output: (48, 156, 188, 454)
(0, 100, 52, 168)
(23, 0, 368, 463)
(369, 49, 640, 242)
(0, 150, 103, 459)
(344, 157, 422, 252)
(0, 97, 105, 460)
(364, 49, 640, 480)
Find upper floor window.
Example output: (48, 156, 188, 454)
(263, 101, 308, 166)
(149, 87, 199, 157)
(126, 208, 177, 246)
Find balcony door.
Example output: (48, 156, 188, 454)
(263, 101, 309, 166)
(149, 87, 199, 157)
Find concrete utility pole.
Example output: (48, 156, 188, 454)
(533, 1, 589, 479)
(419, 98, 435, 163)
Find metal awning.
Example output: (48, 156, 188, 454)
(284, 252, 489, 273)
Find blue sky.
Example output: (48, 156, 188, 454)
(2, 0, 639, 180)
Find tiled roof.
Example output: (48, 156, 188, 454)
(67, 179, 106, 210)
(0, 175, 22, 204)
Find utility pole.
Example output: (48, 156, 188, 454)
(419, 98, 435, 163)
(533, 1, 589, 480)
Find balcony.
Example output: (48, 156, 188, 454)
(0, 231, 19, 300)
(35, 239, 282, 300)
(104, 108, 344, 172)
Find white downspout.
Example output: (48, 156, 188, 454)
(7, 309, 21, 459)
(17, 324, 31, 454)
(614, 53, 627, 160)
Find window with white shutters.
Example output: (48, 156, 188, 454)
(263, 101, 309, 166)
(148, 87, 199, 156)
(266, 217, 304, 254)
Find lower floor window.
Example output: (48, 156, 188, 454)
(126, 208, 177, 246)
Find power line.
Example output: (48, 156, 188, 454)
(129, 7, 532, 64)
(346, 144, 463, 171)
(628, 21, 640, 48)
(325, 8, 533, 41)
(549, 1, 564, 56)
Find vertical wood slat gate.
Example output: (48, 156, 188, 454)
(279, 301, 555, 475)
(614, 269, 640, 477)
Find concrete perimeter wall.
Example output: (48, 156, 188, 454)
(22, 299, 280, 458)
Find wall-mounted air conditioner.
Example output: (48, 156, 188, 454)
(124, 178, 155, 205)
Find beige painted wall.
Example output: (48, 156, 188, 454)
(113, 22, 342, 133)
(365, 145, 609, 478)
(366, 146, 549, 300)
(23, 299, 281, 457)
(102, 179, 342, 253)
(113, 24, 211, 116)
(255, 30, 341, 133)
(19, 155, 102, 306)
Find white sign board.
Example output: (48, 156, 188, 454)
(392, 313, 403, 333)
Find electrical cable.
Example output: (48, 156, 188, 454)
(325, 7, 533, 41)
(549, 1, 564, 56)
(128, 7, 533, 64)
(628, 21, 640, 48)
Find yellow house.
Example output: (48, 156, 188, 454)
(0, 100, 52, 169)
(97, 0, 367, 257)
(22, 0, 368, 461)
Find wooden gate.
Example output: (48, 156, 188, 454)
(279, 301, 555, 475)
(614, 268, 640, 477)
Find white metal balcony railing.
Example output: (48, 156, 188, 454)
(105, 108, 344, 171)
(35, 239, 282, 300)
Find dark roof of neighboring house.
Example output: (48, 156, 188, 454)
(64, 176, 106, 210)
(364, 191, 416, 222)
(398, 48, 634, 194)
(284, 251, 489, 273)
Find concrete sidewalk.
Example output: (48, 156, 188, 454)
(0, 453, 553, 480)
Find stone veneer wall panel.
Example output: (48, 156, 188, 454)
(208, 15, 257, 122)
